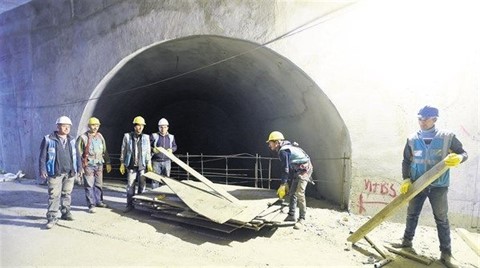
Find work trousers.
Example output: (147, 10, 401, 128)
(83, 165, 104, 207)
(126, 168, 146, 207)
(151, 160, 171, 188)
(403, 186, 451, 253)
(46, 173, 75, 220)
(288, 160, 313, 220)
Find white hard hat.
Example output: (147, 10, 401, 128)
(158, 118, 169, 126)
(56, 116, 72, 125)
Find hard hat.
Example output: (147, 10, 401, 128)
(88, 117, 101, 125)
(56, 116, 72, 125)
(266, 131, 285, 143)
(132, 116, 146, 125)
(417, 105, 439, 118)
(158, 118, 169, 126)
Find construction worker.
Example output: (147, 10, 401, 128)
(392, 105, 468, 268)
(76, 117, 111, 213)
(39, 116, 79, 229)
(266, 131, 313, 230)
(119, 116, 152, 213)
(150, 118, 177, 188)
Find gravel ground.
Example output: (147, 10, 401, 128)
(1, 179, 479, 267)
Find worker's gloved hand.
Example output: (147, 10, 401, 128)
(400, 178, 412, 194)
(119, 163, 125, 175)
(147, 163, 153, 172)
(277, 183, 289, 199)
(106, 164, 112, 173)
(444, 153, 463, 167)
(167, 148, 173, 153)
(152, 147, 161, 154)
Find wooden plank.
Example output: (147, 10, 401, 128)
(347, 158, 450, 243)
(157, 147, 239, 203)
(182, 180, 279, 223)
(384, 245, 433, 265)
(456, 228, 480, 256)
(144, 172, 245, 224)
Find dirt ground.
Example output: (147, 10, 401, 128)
(1, 178, 479, 267)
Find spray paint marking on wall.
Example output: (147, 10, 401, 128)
(357, 178, 398, 214)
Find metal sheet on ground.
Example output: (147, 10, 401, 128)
(151, 212, 240, 233)
(144, 172, 245, 224)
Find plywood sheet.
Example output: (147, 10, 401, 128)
(144, 172, 245, 224)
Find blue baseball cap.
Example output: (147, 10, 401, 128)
(417, 105, 439, 118)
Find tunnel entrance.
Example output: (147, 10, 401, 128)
(80, 35, 352, 208)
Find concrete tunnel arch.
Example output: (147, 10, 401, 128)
(80, 35, 352, 208)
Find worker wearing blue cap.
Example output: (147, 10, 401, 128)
(392, 105, 468, 268)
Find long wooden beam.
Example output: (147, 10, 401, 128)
(347, 158, 450, 243)
(157, 147, 239, 203)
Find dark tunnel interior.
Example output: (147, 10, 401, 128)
(81, 35, 352, 207)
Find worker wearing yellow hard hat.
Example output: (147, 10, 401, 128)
(119, 116, 152, 213)
(266, 131, 313, 230)
(76, 117, 112, 213)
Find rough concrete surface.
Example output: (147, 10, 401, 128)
(1, 179, 479, 267)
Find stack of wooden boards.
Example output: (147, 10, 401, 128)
(133, 147, 287, 233)
(134, 173, 287, 233)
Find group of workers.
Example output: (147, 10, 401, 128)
(38, 105, 468, 267)
(39, 115, 176, 229)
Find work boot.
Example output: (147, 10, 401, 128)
(61, 211, 74, 221)
(440, 251, 460, 268)
(293, 218, 305, 230)
(123, 205, 134, 213)
(88, 205, 96, 214)
(46, 218, 58, 229)
(284, 214, 296, 222)
(96, 202, 108, 208)
(391, 238, 412, 248)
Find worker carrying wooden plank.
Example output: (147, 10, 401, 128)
(391, 105, 468, 268)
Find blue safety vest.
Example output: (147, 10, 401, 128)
(44, 134, 77, 176)
(408, 130, 453, 187)
(151, 133, 174, 148)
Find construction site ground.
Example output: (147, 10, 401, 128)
(1, 179, 479, 267)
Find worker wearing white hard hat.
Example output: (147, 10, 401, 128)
(150, 118, 177, 189)
(39, 116, 79, 229)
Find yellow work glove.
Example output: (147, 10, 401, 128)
(152, 147, 161, 154)
(167, 148, 173, 153)
(106, 164, 112, 173)
(400, 179, 412, 194)
(119, 163, 125, 175)
(277, 183, 289, 199)
(444, 153, 463, 167)
(147, 163, 153, 172)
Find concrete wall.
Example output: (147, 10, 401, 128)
(1, 0, 478, 229)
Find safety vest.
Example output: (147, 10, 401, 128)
(44, 134, 77, 176)
(78, 132, 107, 165)
(151, 133, 174, 148)
(122, 133, 150, 167)
(408, 130, 453, 187)
(279, 144, 310, 164)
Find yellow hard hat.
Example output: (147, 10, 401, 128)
(133, 116, 146, 125)
(266, 131, 284, 143)
(88, 117, 101, 125)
